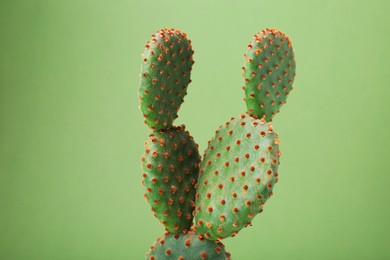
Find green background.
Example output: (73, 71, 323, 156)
(1, 0, 389, 259)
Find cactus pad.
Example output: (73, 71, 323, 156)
(243, 28, 296, 121)
(139, 28, 194, 130)
(141, 126, 201, 233)
(146, 230, 231, 260)
(195, 114, 280, 240)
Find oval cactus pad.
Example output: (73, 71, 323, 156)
(146, 230, 231, 260)
(195, 114, 280, 240)
(243, 28, 296, 121)
(141, 126, 201, 234)
(139, 28, 194, 130)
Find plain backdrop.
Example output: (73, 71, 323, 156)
(1, 0, 389, 259)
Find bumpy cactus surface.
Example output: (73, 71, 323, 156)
(195, 115, 280, 240)
(139, 28, 194, 130)
(141, 126, 200, 233)
(146, 230, 231, 260)
(243, 28, 296, 121)
(138, 28, 296, 259)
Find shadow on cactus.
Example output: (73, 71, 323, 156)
(138, 28, 296, 259)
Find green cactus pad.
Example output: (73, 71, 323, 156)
(141, 126, 201, 233)
(243, 28, 296, 121)
(145, 230, 231, 260)
(139, 28, 194, 130)
(195, 114, 280, 240)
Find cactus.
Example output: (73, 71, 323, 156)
(137, 28, 296, 258)
(146, 230, 231, 260)
(194, 114, 280, 240)
(141, 126, 201, 233)
(139, 28, 194, 130)
(243, 28, 296, 121)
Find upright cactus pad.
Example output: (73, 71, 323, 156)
(139, 28, 194, 130)
(195, 114, 280, 240)
(141, 126, 201, 233)
(146, 230, 231, 260)
(243, 28, 296, 121)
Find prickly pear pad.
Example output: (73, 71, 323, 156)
(195, 114, 280, 240)
(140, 28, 194, 130)
(243, 28, 296, 121)
(146, 230, 231, 260)
(141, 126, 201, 234)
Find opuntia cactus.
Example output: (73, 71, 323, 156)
(138, 27, 296, 259)
(194, 114, 280, 240)
(141, 126, 200, 234)
(139, 28, 194, 130)
(146, 230, 231, 260)
(243, 28, 296, 121)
